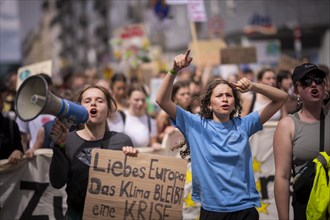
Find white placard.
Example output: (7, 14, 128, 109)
(16, 60, 52, 90)
(187, 0, 207, 22)
(166, 0, 188, 4)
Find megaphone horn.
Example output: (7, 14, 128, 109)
(15, 74, 88, 124)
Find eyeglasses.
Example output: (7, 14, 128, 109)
(299, 77, 324, 87)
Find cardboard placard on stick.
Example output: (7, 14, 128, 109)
(139, 61, 159, 86)
(83, 149, 188, 220)
(276, 54, 301, 71)
(220, 47, 257, 64)
(189, 39, 227, 67)
(16, 60, 52, 91)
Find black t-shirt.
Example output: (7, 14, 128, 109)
(0, 113, 23, 160)
(49, 130, 133, 214)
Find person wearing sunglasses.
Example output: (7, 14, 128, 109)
(273, 63, 330, 220)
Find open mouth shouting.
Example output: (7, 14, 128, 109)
(310, 88, 320, 98)
(89, 108, 97, 117)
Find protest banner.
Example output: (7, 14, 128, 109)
(250, 122, 293, 219)
(1, 125, 295, 220)
(0, 149, 67, 220)
(16, 60, 52, 90)
(83, 149, 188, 220)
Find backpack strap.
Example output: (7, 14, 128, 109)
(320, 109, 324, 152)
(118, 110, 126, 124)
(147, 116, 151, 134)
(317, 153, 327, 169)
(248, 92, 257, 114)
(317, 152, 329, 184)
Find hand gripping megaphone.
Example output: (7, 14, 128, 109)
(15, 74, 88, 126)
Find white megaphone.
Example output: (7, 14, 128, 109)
(15, 74, 88, 126)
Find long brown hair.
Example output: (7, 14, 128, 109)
(173, 79, 242, 162)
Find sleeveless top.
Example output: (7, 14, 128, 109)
(289, 107, 330, 172)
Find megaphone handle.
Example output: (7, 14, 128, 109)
(49, 139, 55, 149)
(60, 117, 75, 130)
(50, 133, 62, 144)
(50, 118, 70, 145)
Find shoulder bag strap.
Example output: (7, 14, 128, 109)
(291, 113, 300, 177)
(320, 109, 324, 152)
(248, 92, 257, 114)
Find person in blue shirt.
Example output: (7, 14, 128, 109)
(156, 50, 288, 220)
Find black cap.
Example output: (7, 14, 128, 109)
(292, 63, 326, 85)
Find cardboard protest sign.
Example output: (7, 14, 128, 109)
(140, 61, 159, 86)
(83, 149, 188, 220)
(189, 39, 227, 67)
(276, 54, 301, 72)
(16, 60, 52, 90)
(220, 47, 257, 64)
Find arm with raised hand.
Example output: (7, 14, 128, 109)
(232, 78, 288, 124)
(156, 50, 193, 120)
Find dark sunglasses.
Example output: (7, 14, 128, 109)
(299, 76, 324, 87)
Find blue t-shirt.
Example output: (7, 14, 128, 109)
(172, 106, 263, 212)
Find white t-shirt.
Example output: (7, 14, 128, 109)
(107, 111, 125, 133)
(16, 114, 55, 148)
(252, 95, 281, 121)
(123, 111, 157, 148)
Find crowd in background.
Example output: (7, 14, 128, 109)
(1, 55, 330, 220)
(1, 58, 329, 160)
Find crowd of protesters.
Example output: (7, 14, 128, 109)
(1, 56, 329, 162)
(0, 53, 329, 219)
